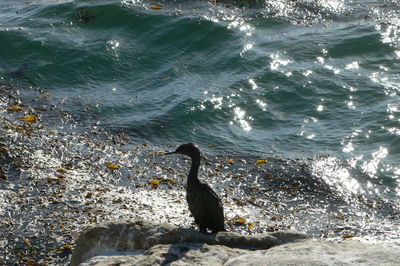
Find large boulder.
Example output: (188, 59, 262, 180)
(71, 220, 308, 265)
(71, 220, 400, 265)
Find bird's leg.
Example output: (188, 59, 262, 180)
(199, 226, 207, 233)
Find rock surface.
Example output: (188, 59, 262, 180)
(71, 220, 400, 266)
(71, 220, 308, 265)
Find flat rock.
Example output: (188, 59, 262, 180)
(71, 220, 400, 265)
(226, 239, 400, 265)
(71, 220, 308, 265)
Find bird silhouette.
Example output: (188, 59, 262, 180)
(166, 143, 225, 233)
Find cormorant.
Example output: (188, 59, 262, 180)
(165, 143, 225, 233)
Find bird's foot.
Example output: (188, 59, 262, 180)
(199, 226, 208, 234)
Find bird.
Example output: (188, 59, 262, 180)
(165, 143, 225, 233)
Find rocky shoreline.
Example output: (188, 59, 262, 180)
(1, 81, 399, 265)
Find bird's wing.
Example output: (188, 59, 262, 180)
(200, 183, 222, 203)
(199, 183, 224, 229)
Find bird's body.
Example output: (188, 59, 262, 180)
(187, 178, 225, 233)
(166, 143, 225, 233)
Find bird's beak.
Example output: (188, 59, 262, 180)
(164, 151, 176, 155)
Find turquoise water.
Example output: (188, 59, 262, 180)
(2, 1, 400, 197)
(1, 0, 400, 194)
(1, 0, 400, 264)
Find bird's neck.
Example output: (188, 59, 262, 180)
(188, 155, 201, 185)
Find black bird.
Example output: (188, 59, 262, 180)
(166, 143, 225, 233)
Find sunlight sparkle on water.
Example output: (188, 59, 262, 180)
(256, 99, 267, 111)
(342, 141, 354, 153)
(303, 70, 313, 77)
(227, 17, 253, 36)
(341, 129, 361, 153)
(345, 61, 359, 70)
(106, 40, 120, 59)
(248, 78, 258, 90)
(313, 156, 362, 196)
(232, 106, 251, 131)
(241, 43, 254, 55)
(299, 117, 318, 139)
(324, 64, 341, 74)
(209, 96, 223, 109)
(370, 72, 389, 84)
(306, 134, 315, 139)
(107, 40, 119, 49)
(319, 0, 346, 12)
(387, 103, 398, 114)
(348, 86, 357, 92)
(270, 53, 291, 71)
(347, 101, 355, 109)
(361, 147, 388, 178)
(378, 23, 400, 46)
(386, 127, 400, 136)
(106, 40, 120, 54)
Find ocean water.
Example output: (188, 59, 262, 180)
(1, 0, 400, 264)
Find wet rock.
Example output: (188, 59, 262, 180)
(71, 220, 309, 265)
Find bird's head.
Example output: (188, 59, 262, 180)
(165, 143, 200, 159)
